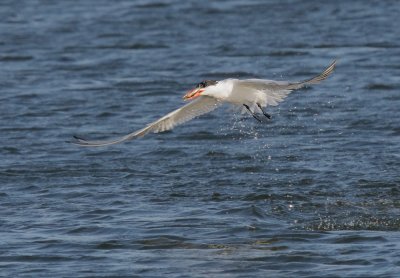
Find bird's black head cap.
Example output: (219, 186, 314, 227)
(196, 80, 218, 88)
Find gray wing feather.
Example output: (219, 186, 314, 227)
(233, 60, 336, 112)
(72, 96, 220, 147)
(285, 59, 336, 89)
(239, 60, 336, 91)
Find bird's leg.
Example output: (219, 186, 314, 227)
(243, 104, 261, 122)
(257, 103, 271, 119)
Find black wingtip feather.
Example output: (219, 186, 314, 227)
(69, 135, 89, 145)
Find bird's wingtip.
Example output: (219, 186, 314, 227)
(73, 135, 83, 140)
(69, 135, 89, 146)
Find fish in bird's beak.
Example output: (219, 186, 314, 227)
(183, 88, 205, 100)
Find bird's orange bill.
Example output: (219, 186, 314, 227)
(183, 88, 204, 100)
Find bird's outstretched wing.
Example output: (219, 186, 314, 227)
(283, 59, 336, 90)
(72, 96, 220, 147)
(234, 60, 336, 109)
(238, 60, 336, 91)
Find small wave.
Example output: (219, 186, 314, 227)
(0, 55, 33, 62)
(364, 83, 395, 90)
(96, 240, 125, 250)
(268, 50, 308, 57)
(357, 179, 399, 189)
(331, 235, 387, 244)
(137, 236, 196, 250)
(96, 111, 118, 118)
(390, 128, 400, 136)
(237, 165, 263, 173)
(312, 42, 399, 49)
(205, 150, 228, 157)
(243, 193, 273, 201)
(67, 226, 101, 234)
(347, 119, 375, 128)
(305, 215, 400, 231)
(136, 2, 170, 8)
(96, 43, 168, 50)
(364, 42, 399, 48)
(218, 205, 267, 219)
(1, 255, 73, 263)
(179, 131, 220, 140)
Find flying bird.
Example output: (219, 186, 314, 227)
(72, 60, 336, 147)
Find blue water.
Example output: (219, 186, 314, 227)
(1, 0, 400, 277)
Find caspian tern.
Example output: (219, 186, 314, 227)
(72, 60, 336, 147)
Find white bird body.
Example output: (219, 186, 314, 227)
(202, 79, 233, 100)
(72, 60, 336, 147)
(230, 79, 289, 108)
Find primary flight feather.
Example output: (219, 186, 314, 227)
(72, 60, 336, 147)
